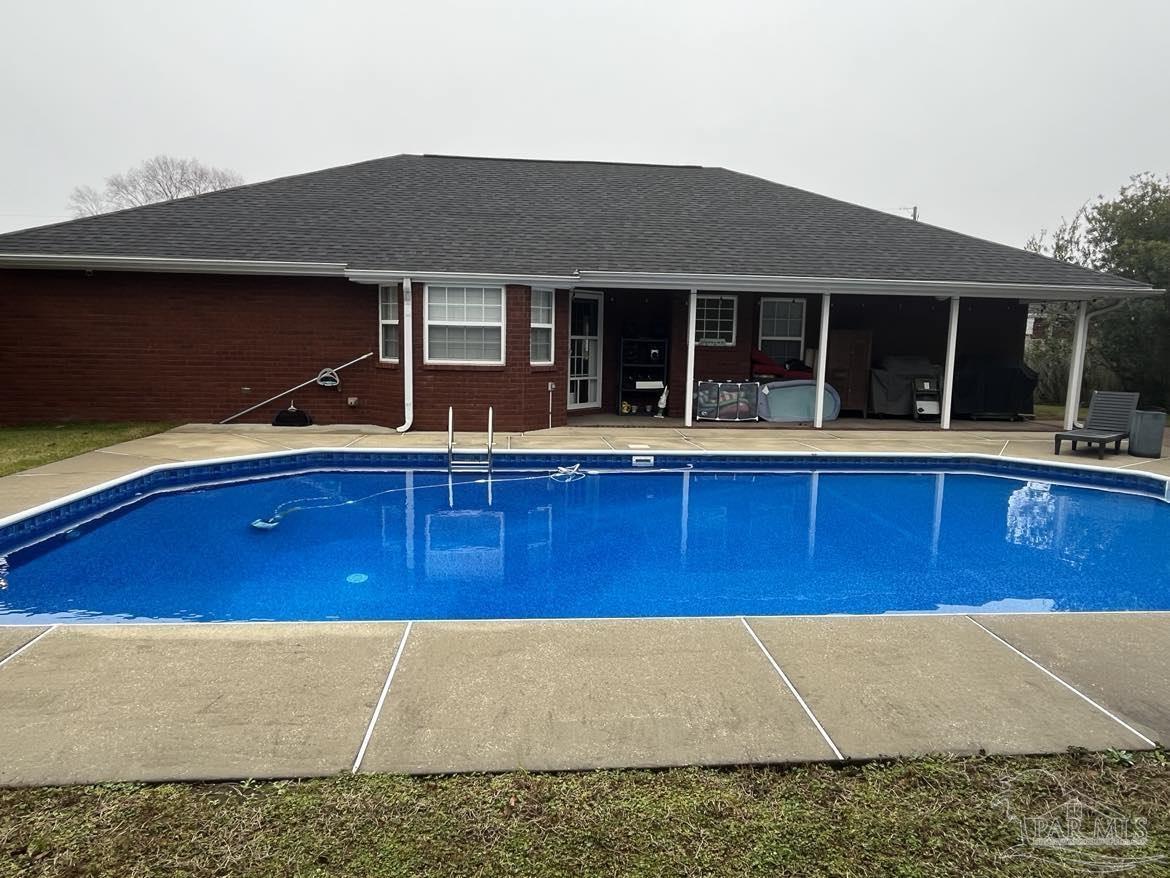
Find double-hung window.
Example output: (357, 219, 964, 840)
(530, 288, 554, 364)
(378, 285, 399, 361)
(425, 285, 505, 364)
(759, 298, 806, 362)
(695, 295, 737, 346)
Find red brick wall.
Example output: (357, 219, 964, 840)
(408, 283, 569, 432)
(0, 270, 569, 432)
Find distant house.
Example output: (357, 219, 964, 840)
(0, 155, 1153, 431)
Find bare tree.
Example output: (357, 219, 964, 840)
(68, 155, 245, 217)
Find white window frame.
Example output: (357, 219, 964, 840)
(378, 285, 400, 362)
(423, 283, 507, 365)
(695, 294, 738, 347)
(758, 297, 807, 361)
(530, 287, 555, 365)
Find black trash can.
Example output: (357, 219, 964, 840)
(1128, 410, 1166, 458)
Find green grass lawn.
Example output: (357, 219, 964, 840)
(2, 753, 1169, 877)
(0, 422, 177, 477)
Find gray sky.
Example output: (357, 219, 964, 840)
(2, 0, 1167, 247)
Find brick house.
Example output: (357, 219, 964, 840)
(0, 155, 1153, 432)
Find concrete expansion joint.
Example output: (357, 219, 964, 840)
(0, 625, 57, 671)
(739, 616, 844, 760)
(352, 620, 414, 773)
(964, 616, 1156, 748)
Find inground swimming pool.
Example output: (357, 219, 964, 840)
(1, 452, 1167, 623)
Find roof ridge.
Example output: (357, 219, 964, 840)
(420, 153, 705, 170)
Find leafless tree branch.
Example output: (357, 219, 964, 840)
(68, 156, 244, 217)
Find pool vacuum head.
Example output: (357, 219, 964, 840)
(250, 517, 281, 530)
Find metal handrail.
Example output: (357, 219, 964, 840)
(446, 405, 493, 473)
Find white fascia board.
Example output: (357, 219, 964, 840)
(572, 270, 1158, 300)
(0, 253, 347, 276)
(345, 268, 579, 286)
(5, 254, 1157, 299)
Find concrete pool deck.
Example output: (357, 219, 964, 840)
(0, 424, 1167, 785)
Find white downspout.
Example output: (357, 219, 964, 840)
(396, 278, 414, 433)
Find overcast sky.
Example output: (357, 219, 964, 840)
(2, 0, 1167, 247)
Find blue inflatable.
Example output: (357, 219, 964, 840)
(757, 380, 841, 422)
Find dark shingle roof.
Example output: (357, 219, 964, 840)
(0, 154, 1146, 288)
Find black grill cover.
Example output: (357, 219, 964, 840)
(272, 407, 313, 427)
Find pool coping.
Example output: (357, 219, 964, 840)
(4, 609, 1170, 628)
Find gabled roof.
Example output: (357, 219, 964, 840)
(0, 154, 1149, 291)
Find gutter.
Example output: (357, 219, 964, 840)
(571, 270, 1158, 301)
(0, 253, 347, 276)
(349, 268, 1156, 301)
(345, 268, 576, 287)
(2, 253, 1157, 301)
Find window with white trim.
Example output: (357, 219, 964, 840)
(759, 297, 806, 362)
(695, 295, 737, 346)
(378, 285, 399, 361)
(425, 284, 505, 364)
(530, 288, 554, 364)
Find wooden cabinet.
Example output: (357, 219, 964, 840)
(827, 330, 872, 414)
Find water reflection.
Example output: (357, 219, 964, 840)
(1006, 481, 1057, 550)
(424, 510, 505, 580)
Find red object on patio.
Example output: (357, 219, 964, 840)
(750, 348, 813, 380)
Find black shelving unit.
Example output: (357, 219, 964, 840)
(618, 337, 668, 415)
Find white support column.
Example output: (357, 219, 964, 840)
(1064, 300, 1090, 430)
(813, 292, 831, 428)
(683, 289, 698, 427)
(940, 296, 960, 430)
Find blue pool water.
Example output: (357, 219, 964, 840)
(1, 466, 1168, 622)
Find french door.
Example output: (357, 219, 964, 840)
(568, 292, 603, 409)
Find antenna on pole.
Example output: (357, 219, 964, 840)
(897, 206, 920, 221)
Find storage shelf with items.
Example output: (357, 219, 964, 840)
(618, 337, 668, 416)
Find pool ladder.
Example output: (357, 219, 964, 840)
(447, 406, 494, 474)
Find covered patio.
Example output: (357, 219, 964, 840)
(564, 274, 1154, 433)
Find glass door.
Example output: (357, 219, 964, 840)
(568, 292, 603, 409)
